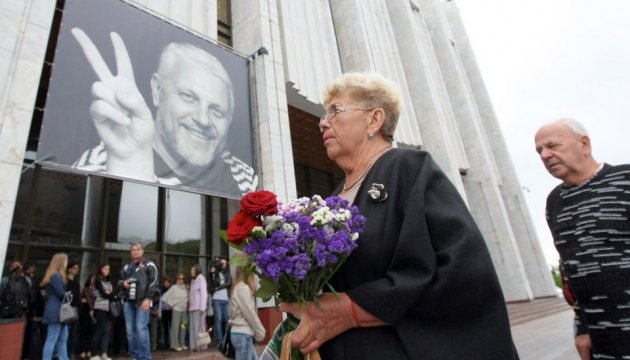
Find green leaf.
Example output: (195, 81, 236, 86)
(219, 229, 228, 242)
(229, 253, 250, 267)
(255, 276, 279, 301)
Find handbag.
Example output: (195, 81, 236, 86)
(197, 315, 211, 348)
(218, 324, 236, 359)
(109, 297, 123, 318)
(59, 291, 78, 324)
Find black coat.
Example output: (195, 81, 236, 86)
(320, 148, 518, 360)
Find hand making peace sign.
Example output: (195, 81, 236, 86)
(71, 28, 154, 179)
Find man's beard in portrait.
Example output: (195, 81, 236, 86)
(154, 112, 227, 178)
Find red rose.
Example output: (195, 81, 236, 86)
(240, 190, 278, 217)
(227, 211, 262, 247)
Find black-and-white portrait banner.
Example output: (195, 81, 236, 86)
(38, 0, 257, 199)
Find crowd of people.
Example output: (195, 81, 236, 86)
(0, 243, 260, 360)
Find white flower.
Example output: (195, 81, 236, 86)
(263, 215, 282, 232)
(283, 222, 298, 233)
(334, 209, 351, 221)
(352, 232, 359, 240)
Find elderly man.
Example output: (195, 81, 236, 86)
(535, 118, 630, 360)
(71, 28, 256, 196)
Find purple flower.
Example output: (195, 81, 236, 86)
(240, 194, 365, 303)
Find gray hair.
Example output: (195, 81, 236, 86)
(554, 118, 589, 137)
(323, 72, 401, 143)
(156, 43, 234, 117)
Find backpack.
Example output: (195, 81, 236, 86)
(0, 276, 30, 318)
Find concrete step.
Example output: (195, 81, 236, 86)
(507, 297, 572, 326)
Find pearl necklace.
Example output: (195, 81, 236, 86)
(341, 146, 391, 194)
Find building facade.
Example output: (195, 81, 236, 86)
(0, 0, 555, 302)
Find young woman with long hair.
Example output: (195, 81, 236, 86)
(78, 274, 96, 359)
(188, 264, 208, 351)
(228, 266, 265, 360)
(90, 264, 113, 360)
(41, 252, 69, 360)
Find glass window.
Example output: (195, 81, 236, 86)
(30, 168, 87, 246)
(25, 247, 97, 287)
(106, 180, 158, 249)
(81, 176, 108, 248)
(4, 244, 24, 265)
(217, 0, 231, 45)
(164, 189, 203, 255)
(9, 167, 35, 243)
(164, 255, 206, 281)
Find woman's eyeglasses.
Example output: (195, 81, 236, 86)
(320, 103, 371, 122)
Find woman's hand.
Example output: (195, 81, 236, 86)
(279, 293, 356, 354)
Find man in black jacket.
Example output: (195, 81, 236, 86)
(0, 261, 31, 319)
(209, 257, 231, 344)
(119, 243, 159, 360)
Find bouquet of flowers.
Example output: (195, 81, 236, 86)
(225, 190, 366, 359)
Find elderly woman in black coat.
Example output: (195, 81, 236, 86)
(279, 72, 519, 359)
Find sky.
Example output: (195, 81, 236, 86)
(455, 0, 630, 265)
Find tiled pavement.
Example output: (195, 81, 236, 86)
(512, 306, 577, 359)
(113, 298, 578, 360)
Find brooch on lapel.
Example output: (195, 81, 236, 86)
(367, 183, 388, 202)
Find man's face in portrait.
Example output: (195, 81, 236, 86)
(152, 57, 232, 170)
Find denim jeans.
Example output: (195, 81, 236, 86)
(231, 333, 257, 360)
(212, 299, 229, 343)
(43, 323, 69, 360)
(124, 301, 151, 360)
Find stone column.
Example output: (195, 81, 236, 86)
(231, 0, 293, 335)
(329, 0, 423, 148)
(231, 0, 297, 202)
(0, 0, 57, 276)
(418, 0, 532, 301)
(384, 0, 468, 197)
(128, 0, 218, 40)
(442, 0, 556, 297)
(277, 1, 342, 107)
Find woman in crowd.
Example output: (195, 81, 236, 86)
(162, 272, 188, 351)
(188, 264, 208, 351)
(160, 275, 172, 350)
(65, 262, 81, 359)
(229, 266, 265, 360)
(90, 264, 113, 360)
(78, 274, 96, 360)
(273, 72, 518, 359)
(41, 252, 69, 360)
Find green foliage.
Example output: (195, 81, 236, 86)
(254, 276, 280, 302)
